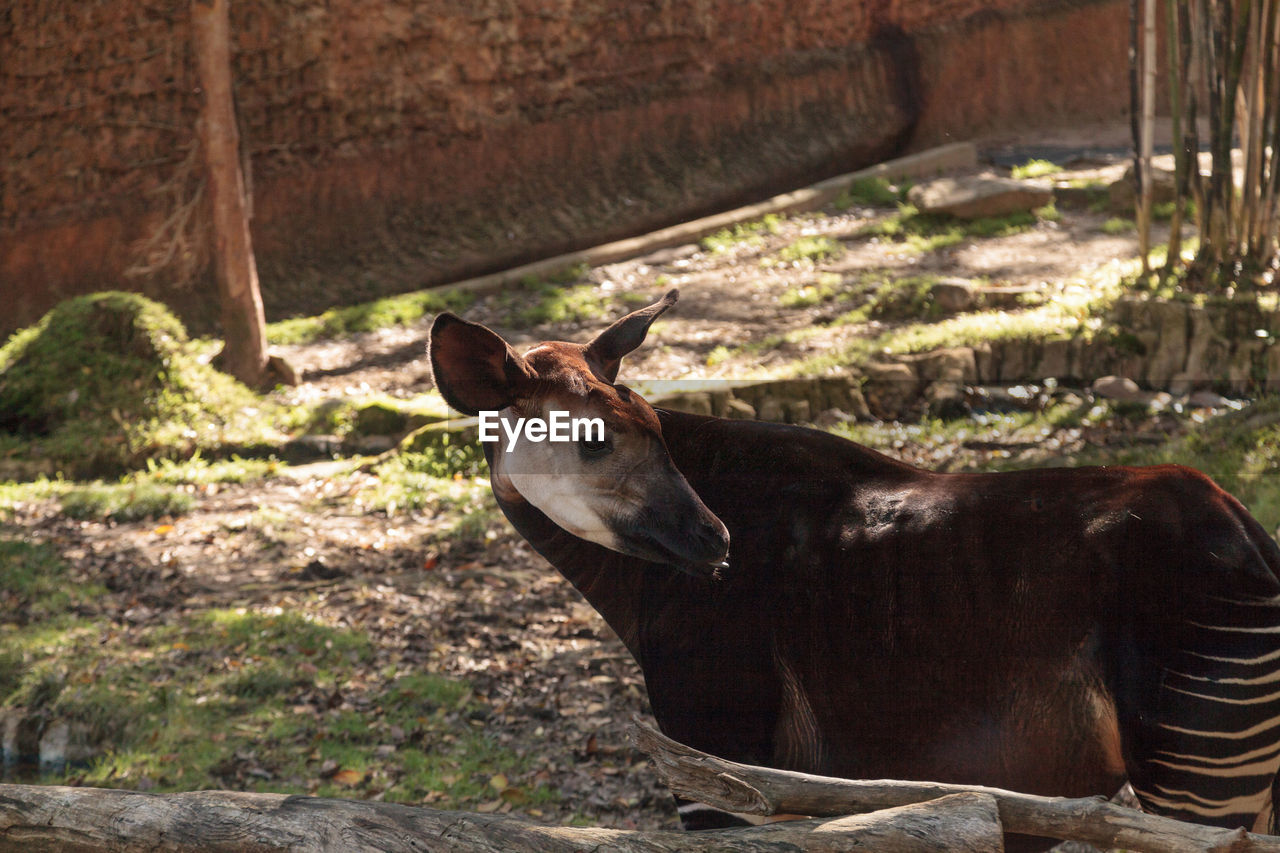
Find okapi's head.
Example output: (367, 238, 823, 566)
(429, 289, 730, 579)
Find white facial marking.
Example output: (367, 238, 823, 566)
(489, 404, 623, 550)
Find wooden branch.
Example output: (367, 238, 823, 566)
(629, 718, 1280, 853)
(0, 783, 1003, 853)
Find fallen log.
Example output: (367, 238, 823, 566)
(0, 783, 1003, 853)
(628, 718, 1280, 853)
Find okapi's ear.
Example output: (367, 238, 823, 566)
(584, 289, 678, 383)
(429, 313, 538, 416)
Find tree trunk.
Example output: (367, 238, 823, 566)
(0, 784, 1004, 853)
(192, 0, 268, 389)
(629, 719, 1280, 853)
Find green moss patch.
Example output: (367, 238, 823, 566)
(858, 204, 1048, 254)
(0, 292, 277, 477)
(266, 289, 475, 346)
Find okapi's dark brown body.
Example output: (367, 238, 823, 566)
(486, 409, 1280, 828)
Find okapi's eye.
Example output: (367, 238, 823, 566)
(578, 435, 612, 457)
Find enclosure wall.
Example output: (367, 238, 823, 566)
(1, 0, 1130, 335)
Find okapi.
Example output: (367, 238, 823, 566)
(429, 290, 1280, 844)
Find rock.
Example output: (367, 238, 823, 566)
(354, 401, 409, 436)
(995, 339, 1035, 382)
(661, 392, 713, 417)
(1091, 375, 1145, 402)
(399, 418, 479, 453)
(1140, 300, 1190, 386)
(1052, 183, 1108, 209)
(1188, 389, 1230, 409)
(786, 399, 811, 424)
(1035, 338, 1078, 381)
(349, 434, 397, 455)
(1056, 391, 1086, 409)
(925, 381, 969, 419)
(757, 398, 785, 423)
(930, 278, 977, 314)
(1108, 164, 1177, 214)
(907, 175, 1053, 220)
(266, 353, 301, 386)
(283, 434, 343, 460)
(910, 347, 977, 384)
(863, 361, 919, 420)
(640, 243, 699, 265)
(1148, 391, 1174, 412)
(814, 408, 854, 427)
(975, 285, 1041, 310)
(1268, 345, 1280, 394)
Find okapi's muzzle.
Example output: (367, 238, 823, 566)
(614, 474, 731, 580)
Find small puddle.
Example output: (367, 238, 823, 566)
(2, 713, 95, 782)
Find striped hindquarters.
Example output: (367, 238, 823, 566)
(1127, 594, 1280, 830)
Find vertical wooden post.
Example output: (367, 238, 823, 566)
(192, 0, 268, 388)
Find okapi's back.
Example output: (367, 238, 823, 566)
(655, 410, 1280, 830)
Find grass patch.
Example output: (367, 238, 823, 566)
(779, 273, 849, 308)
(0, 592, 540, 807)
(1102, 217, 1135, 235)
(0, 478, 69, 520)
(705, 345, 734, 367)
(267, 289, 475, 346)
(700, 215, 783, 254)
(833, 176, 905, 208)
(1010, 159, 1062, 180)
(496, 269, 649, 327)
(516, 284, 606, 326)
(140, 453, 276, 486)
(359, 452, 496, 522)
(59, 481, 196, 523)
(783, 259, 1134, 377)
(1064, 396, 1280, 535)
(0, 537, 104, 624)
(768, 236, 844, 267)
(858, 204, 1045, 254)
(858, 274, 947, 322)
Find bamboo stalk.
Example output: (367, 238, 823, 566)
(1225, 0, 1253, 260)
(1139, 0, 1157, 275)
(1181, 0, 1206, 238)
(1255, 0, 1280, 258)
(1239, 0, 1263, 255)
(1166, 0, 1186, 272)
(1129, 0, 1145, 265)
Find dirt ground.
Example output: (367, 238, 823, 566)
(273, 147, 1160, 403)
(10, 140, 1188, 830)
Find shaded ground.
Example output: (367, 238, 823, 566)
(5, 142, 1229, 832)
(273, 154, 1156, 400)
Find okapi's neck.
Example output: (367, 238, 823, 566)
(481, 407, 912, 651)
(481, 442, 651, 651)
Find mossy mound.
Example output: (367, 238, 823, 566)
(0, 292, 274, 476)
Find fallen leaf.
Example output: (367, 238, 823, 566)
(331, 768, 363, 786)
(488, 773, 508, 792)
(500, 787, 529, 805)
(153, 524, 175, 536)
(475, 798, 504, 813)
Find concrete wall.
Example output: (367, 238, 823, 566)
(1, 0, 1131, 336)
